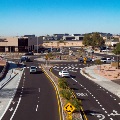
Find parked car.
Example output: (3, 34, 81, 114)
(59, 70, 70, 77)
(100, 57, 114, 63)
(30, 66, 37, 74)
(100, 46, 110, 52)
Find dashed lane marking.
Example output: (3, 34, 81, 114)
(36, 105, 38, 111)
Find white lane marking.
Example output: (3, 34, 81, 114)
(108, 110, 120, 116)
(0, 98, 13, 120)
(38, 88, 40, 92)
(10, 97, 21, 120)
(105, 111, 108, 113)
(71, 77, 77, 82)
(36, 105, 38, 111)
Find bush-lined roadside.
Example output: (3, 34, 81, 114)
(41, 64, 84, 120)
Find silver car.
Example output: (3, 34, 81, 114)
(30, 66, 37, 74)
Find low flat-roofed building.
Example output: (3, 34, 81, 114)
(0, 35, 43, 52)
(63, 35, 84, 41)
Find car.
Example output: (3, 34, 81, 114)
(100, 57, 114, 63)
(30, 66, 37, 74)
(59, 70, 70, 77)
(100, 47, 110, 52)
(78, 57, 94, 62)
(101, 49, 110, 52)
(20, 56, 30, 62)
(25, 52, 34, 55)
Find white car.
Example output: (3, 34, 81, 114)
(30, 66, 37, 74)
(101, 57, 114, 63)
(59, 70, 70, 77)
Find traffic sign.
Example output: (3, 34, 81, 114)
(45, 55, 48, 60)
(64, 102, 75, 114)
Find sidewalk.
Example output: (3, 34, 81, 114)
(0, 61, 23, 119)
(80, 65, 120, 98)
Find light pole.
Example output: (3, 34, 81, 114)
(37, 37, 38, 53)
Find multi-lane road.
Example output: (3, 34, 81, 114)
(1, 52, 120, 120)
(52, 62, 120, 120)
(2, 59, 61, 120)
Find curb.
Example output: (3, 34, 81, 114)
(80, 68, 96, 81)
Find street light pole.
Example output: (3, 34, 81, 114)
(37, 37, 38, 53)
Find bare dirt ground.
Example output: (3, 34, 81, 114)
(94, 64, 120, 85)
(0, 60, 6, 66)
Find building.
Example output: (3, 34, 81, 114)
(63, 35, 84, 41)
(0, 35, 43, 52)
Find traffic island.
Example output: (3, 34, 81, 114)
(41, 64, 84, 120)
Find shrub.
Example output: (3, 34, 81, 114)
(58, 78, 68, 89)
(94, 59, 102, 65)
(59, 89, 72, 100)
(69, 98, 82, 111)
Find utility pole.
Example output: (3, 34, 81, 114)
(37, 37, 38, 53)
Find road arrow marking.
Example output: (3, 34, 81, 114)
(11, 101, 15, 104)
(9, 107, 14, 112)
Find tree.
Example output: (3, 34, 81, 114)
(91, 32, 105, 47)
(113, 43, 120, 69)
(82, 32, 105, 47)
(82, 34, 91, 46)
(113, 43, 120, 55)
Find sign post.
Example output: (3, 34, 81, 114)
(45, 54, 48, 67)
(84, 57, 87, 64)
(64, 102, 76, 120)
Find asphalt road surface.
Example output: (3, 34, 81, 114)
(52, 62, 120, 120)
(0, 66, 4, 73)
(2, 60, 60, 120)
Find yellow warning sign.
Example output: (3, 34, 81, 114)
(64, 102, 75, 114)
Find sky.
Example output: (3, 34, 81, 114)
(0, 0, 120, 36)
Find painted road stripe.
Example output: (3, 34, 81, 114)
(10, 97, 21, 120)
(36, 105, 38, 111)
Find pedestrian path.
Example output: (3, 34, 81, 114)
(0, 61, 23, 119)
(81, 65, 120, 98)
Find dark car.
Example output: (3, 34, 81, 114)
(25, 52, 34, 55)
(78, 57, 94, 62)
(20, 56, 30, 62)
